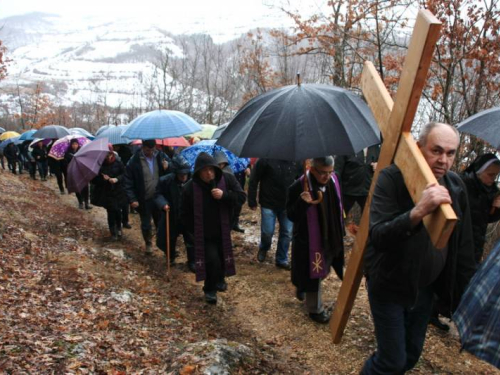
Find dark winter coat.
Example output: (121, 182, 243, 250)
(4, 143, 19, 162)
(334, 144, 380, 197)
(181, 153, 246, 240)
(461, 171, 500, 263)
(123, 150, 170, 206)
(364, 164, 476, 317)
(248, 158, 301, 210)
(287, 173, 344, 292)
(32, 145, 48, 162)
(90, 158, 128, 210)
(155, 156, 192, 251)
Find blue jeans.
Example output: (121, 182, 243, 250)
(361, 282, 434, 375)
(260, 207, 293, 265)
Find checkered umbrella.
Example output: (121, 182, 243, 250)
(453, 240, 500, 369)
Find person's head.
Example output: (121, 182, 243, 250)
(213, 150, 229, 170)
(193, 152, 221, 184)
(417, 122, 459, 179)
(310, 156, 335, 186)
(467, 153, 500, 187)
(142, 139, 156, 158)
(171, 155, 191, 183)
(37, 140, 43, 148)
(70, 139, 80, 151)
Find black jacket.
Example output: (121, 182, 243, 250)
(32, 145, 48, 162)
(248, 159, 301, 210)
(123, 150, 170, 206)
(181, 153, 246, 239)
(4, 144, 19, 162)
(364, 164, 475, 316)
(91, 158, 128, 210)
(461, 171, 500, 263)
(334, 144, 380, 197)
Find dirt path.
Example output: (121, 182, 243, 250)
(2, 169, 499, 374)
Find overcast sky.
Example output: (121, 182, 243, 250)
(1, 0, 322, 20)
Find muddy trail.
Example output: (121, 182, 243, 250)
(0, 168, 498, 374)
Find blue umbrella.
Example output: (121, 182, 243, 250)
(181, 140, 250, 173)
(95, 125, 113, 136)
(33, 125, 70, 140)
(0, 127, 5, 134)
(69, 128, 95, 140)
(0, 136, 22, 151)
(453, 240, 500, 369)
(123, 110, 201, 141)
(19, 129, 37, 141)
(95, 125, 130, 145)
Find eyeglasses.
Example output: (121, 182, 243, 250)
(313, 168, 334, 177)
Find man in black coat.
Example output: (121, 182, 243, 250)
(155, 155, 195, 272)
(181, 152, 246, 304)
(248, 158, 301, 269)
(287, 156, 345, 324)
(4, 143, 20, 174)
(124, 139, 170, 255)
(361, 123, 475, 374)
(334, 144, 380, 216)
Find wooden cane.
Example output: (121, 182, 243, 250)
(166, 206, 171, 281)
(303, 161, 323, 204)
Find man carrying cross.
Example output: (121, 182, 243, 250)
(361, 122, 475, 374)
(286, 156, 345, 324)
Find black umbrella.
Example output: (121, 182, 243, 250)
(211, 123, 228, 140)
(33, 125, 71, 140)
(216, 83, 380, 161)
(457, 107, 500, 149)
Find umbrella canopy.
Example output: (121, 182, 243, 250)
(0, 127, 5, 134)
(0, 131, 21, 141)
(212, 123, 229, 140)
(122, 110, 202, 141)
(157, 137, 190, 147)
(457, 107, 500, 149)
(69, 128, 94, 139)
(32, 125, 70, 140)
(189, 124, 218, 140)
(453, 240, 500, 369)
(19, 129, 37, 141)
(29, 138, 51, 149)
(181, 140, 250, 173)
(217, 84, 380, 160)
(0, 136, 22, 152)
(67, 138, 110, 193)
(48, 135, 90, 160)
(95, 125, 130, 145)
(95, 125, 114, 136)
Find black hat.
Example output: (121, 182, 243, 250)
(143, 139, 156, 148)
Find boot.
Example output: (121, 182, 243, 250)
(85, 202, 92, 210)
(142, 230, 153, 255)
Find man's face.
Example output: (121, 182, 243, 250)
(310, 164, 334, 186)
(177, 173, 188, 183)
(198, 166, 215, 184)
(71, 142, 79, 151)
(142, 145, 154, 158)
(418, 125, 459, 179)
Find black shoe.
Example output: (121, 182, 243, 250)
(216, 282, 228, 292)
(78, 203, 84, 209)
(309, 311, 330, 324)
(60, 190, 65, 195)
(187, 262, 196, 273)
(276, 262, 291, 271)
(123, 223, 132, 229)
(429, 316, 450, 332)
(204, 291, 217, 304)
(117, 230, 123, 238)
(257, 249, 267, 263)
(296, 290, 305, 301)
(85, 204, 93, 210)
(232, 224, 245, 233)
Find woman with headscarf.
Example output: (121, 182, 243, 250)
(91, 145, 128, 240)
(461, 153, 500, 264)
(64, 139, 92, 209)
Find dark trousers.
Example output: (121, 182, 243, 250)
(169, 228, 195, 263)
(138, 198, 160, 235)
(54, 170, 66, 192)
(28, 161, 37, 178)
(106, 208, 122, 234)
(343, 194, 368, 216)
(203, 240, 224, 293)
(121, 204, 129, 225)
(7, 159, 17, 174)
(76, 186, 89, 205)
(37, 160, 48, 179)
(0, 155, 4, 169)
(361, 283, 434, 375)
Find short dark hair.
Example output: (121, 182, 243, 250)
(142, 139, 156, 148)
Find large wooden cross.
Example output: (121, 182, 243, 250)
(329, 9, 458, 343)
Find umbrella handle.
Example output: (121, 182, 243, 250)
(303, 162, 324, 205)
(166, 207, 170, 281)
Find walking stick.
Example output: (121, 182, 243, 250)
(166, 206, 171, 281)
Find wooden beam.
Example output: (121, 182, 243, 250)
(329, 9, 443, 344)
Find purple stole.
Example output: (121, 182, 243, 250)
(193, 176, 236, 282)
(300, 171, 343, 279)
